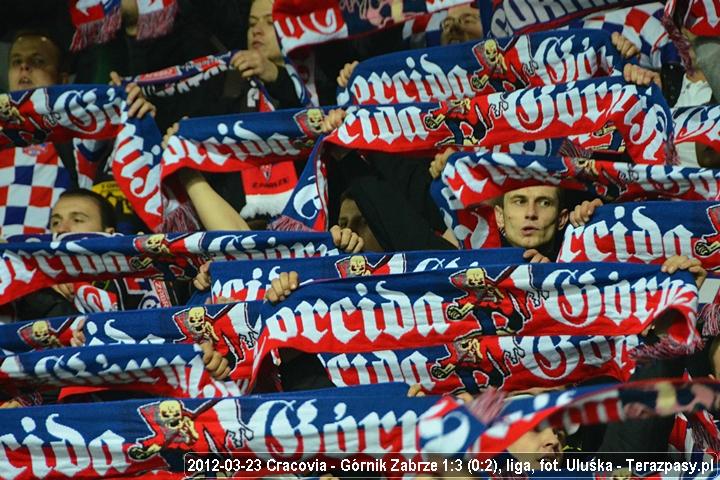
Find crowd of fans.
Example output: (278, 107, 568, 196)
(1, 0, 719, 478)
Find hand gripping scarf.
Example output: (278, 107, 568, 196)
(163, 77, 672, 233)
(478, 378, 720, 477)
(558, 200, 720, 335)
(0, 383, 490, 479)
(250, 262, 701, 391)
(121, 50, 311, 106)
(0, 231, 337, 305)
(432, 151, 720, 249)
(121, 50, 316, 220)
(558, 201, 720, 272)
(327, 77, 674, 164)
(161, 107, 327, 179)
(0, 301, 260, 379)
(336, 29, 624, 105)
(563, 2, 679, 68)
(0, 343, 249, 400)
(69, 0, 178, 51)
(210, 247, 526, 302)
(0, 87, 123, 150)
(272, 0, 470, 55)
(0, 379, 718, 479)
(0, 84, 168, 230)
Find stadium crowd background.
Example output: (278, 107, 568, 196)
(0, 0, 719, 479)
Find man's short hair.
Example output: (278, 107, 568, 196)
(10, 28, 71, 74)
(498, 187, 566, 209)
(57, 188, 117, 230)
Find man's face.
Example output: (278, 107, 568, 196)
(339, 198, 382, 252)
(8, 35, 63, 91)
(248, 0, 283, 64)
(440, 5, 483, 46)
(495, 186, 568, 250)
(507, 426, 565, 469)
(50, 196, 110, 235)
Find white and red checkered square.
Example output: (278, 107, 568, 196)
(565, 3, 674, 68)
(0, 144, 71, 238)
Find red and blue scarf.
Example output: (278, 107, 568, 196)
(0, 379, 717, 479)
(0, 231, 337, 305)
(69, 0, 178, 51)
(251, 262, 701, 393)
(337, 29, 624, 105)
(209, 247, 525, 302)
(432, 151, 720, 249)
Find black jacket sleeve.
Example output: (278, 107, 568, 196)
(596, 356, 686, 463)
(264, 66, 303, 109)
(15, 289, 78, 322)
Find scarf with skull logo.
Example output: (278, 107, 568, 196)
(0, 231, 338, 306)
(0, 84, 169, 231)
(0, 301, 261, 399)
(121, 49, 314, 221)
(208, 247, 526, 303)
(249, 262, 701, 395)
(0, 380, 718, 479)
(431, 150, 720, 250)
(336, 29, 624, 106)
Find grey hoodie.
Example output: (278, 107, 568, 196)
(694, 36, 720, 101)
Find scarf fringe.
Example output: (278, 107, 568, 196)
(161, 201, 201, 233)
(136, 1, 178, 41)
(701, 303, 720, 337)
(240, 191, 293, 220)
(666, 139, 680, 166)
(269, 215, 317, 232)
(662, 14, 695, 73)
(630, 336, 700, 363)
(467, 388, 506, 425)
(71, 7, 122, 51)
(689, 413, 720, 453)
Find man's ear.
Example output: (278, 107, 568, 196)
(557, 208, 570, 230)
(494, 204, 505, 230)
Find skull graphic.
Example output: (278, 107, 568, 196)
(573, 158, 599, 177)
(457, 336, 483, 363)
(0, 94, 23, 123)
(31, 320, 61, 347)
(483, 40, 502, 67)
(465, 268, 488, 288)
(144, 234, 170, 255)
(348, 255, 368, 276)
(186, 306, 219, 343)
(157, 400, 198, 444)
(306, 109, 324, 134)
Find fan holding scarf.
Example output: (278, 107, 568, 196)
(155, 0, 308, 235)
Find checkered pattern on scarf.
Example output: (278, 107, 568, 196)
(0, 144, 71, 237)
